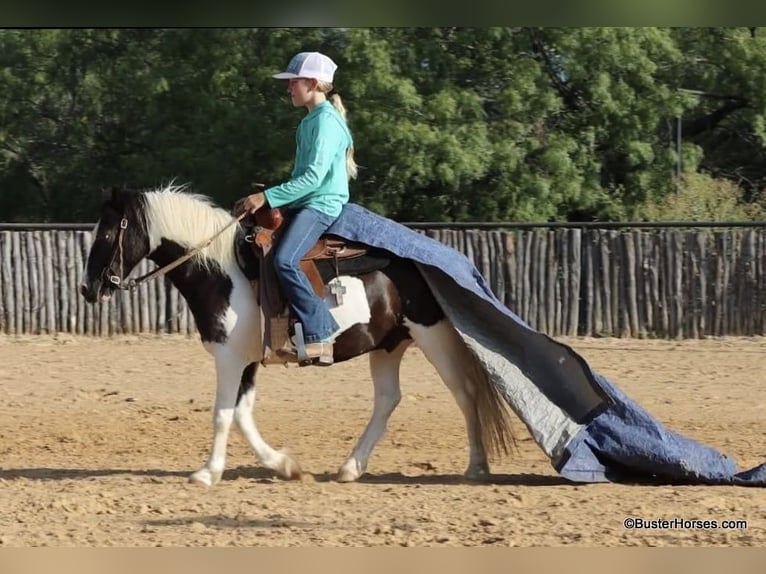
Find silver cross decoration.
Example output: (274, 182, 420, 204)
(328, 278, 347, 305)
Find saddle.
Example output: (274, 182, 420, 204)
(250, 207, 368, 297)
(245, 207, 368, 365)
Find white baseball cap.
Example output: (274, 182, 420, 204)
(272, 51, 338, 84)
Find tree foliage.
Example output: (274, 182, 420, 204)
(1, 27, 766, 222)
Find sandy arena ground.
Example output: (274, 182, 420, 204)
(0, 334, 764, 547)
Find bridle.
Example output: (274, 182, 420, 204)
(103, 211, 249, 291)
(103, 217, 129, 288)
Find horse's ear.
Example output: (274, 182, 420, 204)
(102, 185, 128, 206)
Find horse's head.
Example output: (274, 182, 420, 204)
(80, 186, 150, 303)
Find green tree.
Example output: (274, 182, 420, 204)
(2, 28, 766, 223)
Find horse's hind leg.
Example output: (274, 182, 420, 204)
(189, 349, 299, 486)
(406, 319, 490, 480)
(337, 340, 411, 482)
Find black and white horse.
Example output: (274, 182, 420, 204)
(80, 184, 515, 486)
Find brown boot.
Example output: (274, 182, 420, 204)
(276, 340, 334, 366)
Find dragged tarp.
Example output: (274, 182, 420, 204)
(327, 203, 766, 486)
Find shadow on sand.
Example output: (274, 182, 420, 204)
(0, 465, 573, 486)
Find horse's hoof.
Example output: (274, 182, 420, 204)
(464, 465, 491, 482)
(337, 459, 362, 483)
(189, 468, 222, 486)
(275, 450, 303, 480)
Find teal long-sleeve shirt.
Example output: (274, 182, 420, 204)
(264, 101, 354, 218)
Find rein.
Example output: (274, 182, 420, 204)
(107, 211, 249, 291)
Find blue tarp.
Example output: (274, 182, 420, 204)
(327, 203, 766, 486)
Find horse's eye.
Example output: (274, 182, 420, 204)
(104, 232, 112, 241)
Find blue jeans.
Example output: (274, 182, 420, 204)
(273, 207, 340, 343)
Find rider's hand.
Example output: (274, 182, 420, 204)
(234, 192, 266, 216)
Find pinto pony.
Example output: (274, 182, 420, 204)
(80, 185, 515, 485)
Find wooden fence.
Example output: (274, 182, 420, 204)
(0, 230, 197, 337)
(423, 227, 766, 338)
(1, 226, 766, 338)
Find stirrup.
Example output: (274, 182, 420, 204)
(281, 323, 334, 367)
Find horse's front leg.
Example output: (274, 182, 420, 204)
(189, 348, 246, 486)
(190, 349, 301, 486)
(233, 363, 302, 481)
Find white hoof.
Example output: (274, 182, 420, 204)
(274, 449, 302, 480)
(337, 459, 363, 483)
(189, 468, 222, 486)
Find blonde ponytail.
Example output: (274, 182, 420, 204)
(328, 92, 348, 121)
(317, 81, 358, 180)
(344, 146, 358, 181)
(330, 93, 358, 180)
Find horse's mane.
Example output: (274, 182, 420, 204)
(142, 183, 239, 271)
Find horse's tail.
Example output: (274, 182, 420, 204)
(463, 345, 517, 460)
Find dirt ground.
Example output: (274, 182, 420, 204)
(0, 334, 764, 547)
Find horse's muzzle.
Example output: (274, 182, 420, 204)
(80, 279, 102, 304)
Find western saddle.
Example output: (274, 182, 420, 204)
(249, 207, 367, 298)
(246, 207, 367, 365)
